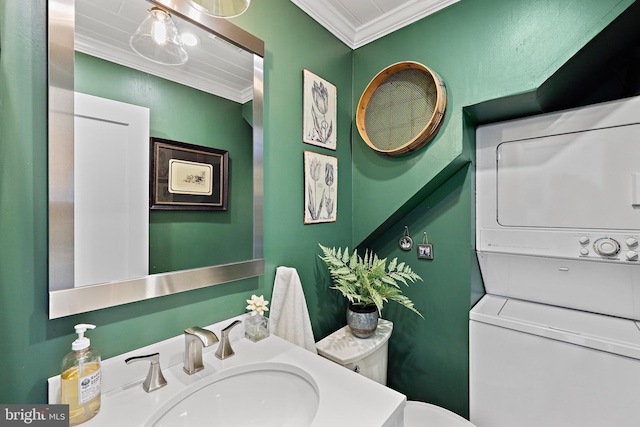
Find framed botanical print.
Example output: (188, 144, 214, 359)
(304, 150, 337, 224)
(303, 69, 337, 150)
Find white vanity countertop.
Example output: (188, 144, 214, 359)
(49, 316, 406, 427)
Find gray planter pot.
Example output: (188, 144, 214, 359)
(346, 304, 379, 338)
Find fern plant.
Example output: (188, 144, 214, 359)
(318, 244, 423, 317)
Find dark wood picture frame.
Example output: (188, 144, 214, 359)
(150, 137, 228, 211)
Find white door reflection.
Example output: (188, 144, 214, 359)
(74, 93, 149, 287)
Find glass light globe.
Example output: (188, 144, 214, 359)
(187, 0, 251, 18)
(129, 8, 188, 66)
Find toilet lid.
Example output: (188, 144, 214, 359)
(404, 401, 476, 427)
(316, 319, 393, 365)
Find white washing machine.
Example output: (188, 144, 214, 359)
(471, 95, 640, 427)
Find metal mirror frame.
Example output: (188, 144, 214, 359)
(48, 0, 265, 319)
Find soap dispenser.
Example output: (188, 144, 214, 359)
(61, 324, 101, 425)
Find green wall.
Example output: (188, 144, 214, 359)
(75, 53, 254, 272)
(352, 0, 634, 246)
(0, 0, 634, 418)
(371, 165, 475, 417)
(231, 0, 355, 339)
(350, 0, 633, 418)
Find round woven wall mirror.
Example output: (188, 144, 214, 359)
(356, 61, 446, 156)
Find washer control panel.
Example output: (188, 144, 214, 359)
(579, 235, 638, 261)
(478, 229, 639, 263)
(593, 237, 621, 257)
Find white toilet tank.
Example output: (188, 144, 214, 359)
(317, 319, 478, 427)
(316, 319, 392, 385)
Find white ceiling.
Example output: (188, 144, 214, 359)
(291, 0, 460, 49)
(75, 0, 254, 103)
(74, 0, 458, 104)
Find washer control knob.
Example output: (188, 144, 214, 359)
(627, 251, 639, 261)
(626, 238, 638, 248)
(579, 236, 590, 245)
(594, 238, 621, 257)
(579, 248, 589, 256)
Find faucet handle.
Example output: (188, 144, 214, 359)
(125, 352, 168, 393)
(215, 320, 242, 360)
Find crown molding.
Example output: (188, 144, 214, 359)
(291, 0, 459, 49)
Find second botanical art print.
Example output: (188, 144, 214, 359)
(304, 151, 337, 224)
(303, 69, 337, 150)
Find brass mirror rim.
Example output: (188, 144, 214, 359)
(355, 61, 447, 156)
(48, 0, 265, 318)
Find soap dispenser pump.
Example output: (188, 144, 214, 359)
(61, 324, 101, 426)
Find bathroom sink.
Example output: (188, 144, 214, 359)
(146, 362, 319, 427)
(49, 319, 405, 427)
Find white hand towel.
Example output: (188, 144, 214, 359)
(270, 266, 317, 354)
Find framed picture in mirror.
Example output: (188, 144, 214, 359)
(150, 137, 229, 210)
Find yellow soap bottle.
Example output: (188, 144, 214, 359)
(61, 324, 101, 426)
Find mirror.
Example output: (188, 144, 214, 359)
(48, 0, 264, 319)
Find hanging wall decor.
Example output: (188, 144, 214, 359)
(304, 150, 337, 224)
(399, 225, 413, 251)
(303, 69, 337, 150)
(150, 137, 228, 211)
(356, 61, 446, 156)
(417, 232, 433, 260)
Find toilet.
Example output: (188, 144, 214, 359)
(316, 319, 475, 426)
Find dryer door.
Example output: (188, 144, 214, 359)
(496, 124, 640, 230)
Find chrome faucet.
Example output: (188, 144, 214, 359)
(183, 326, 219, 374)
(125, 352, 167, 393)
(215, 320, 242, 360)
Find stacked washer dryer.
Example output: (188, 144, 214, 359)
(471, 95, 640, 427)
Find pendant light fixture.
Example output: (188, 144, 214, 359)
(130, 7, 188, 66)
(187, 0, 251, 18)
